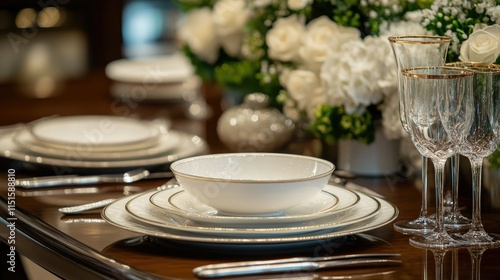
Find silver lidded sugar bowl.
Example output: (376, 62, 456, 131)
(217, 93, 295, 152)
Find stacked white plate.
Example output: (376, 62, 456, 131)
(102, 182, 399, 244)
(105, 53, 201, 102)
(0, 115, 207, 171)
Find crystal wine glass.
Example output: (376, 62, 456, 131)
(402, 66, 473, 249)
(447, 63, 500, 246)
(389, 35, 461, 234)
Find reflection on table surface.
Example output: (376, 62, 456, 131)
(1, 62, 500, 280)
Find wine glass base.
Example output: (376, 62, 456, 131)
(409, 232, 463, 249)
(444, 213, 471, 230)
(452, 231, 500, 249)
(393, 217, 435, 235)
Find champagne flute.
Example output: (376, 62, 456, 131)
(448, 63, 500, 246)
(389, 35, 455, 234)
(403, 66, 473, 248)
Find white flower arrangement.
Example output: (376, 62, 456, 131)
(175, 0, 499, 145)
(422, 0, 500, 64)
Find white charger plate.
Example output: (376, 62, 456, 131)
(123, 187, 380, 236)
(0, 129, 207, 170)
(14, 128, 181, 160)
(148, 184, 360, 225)
(101, 190, 398, 244)
(30, 115, 161, 152)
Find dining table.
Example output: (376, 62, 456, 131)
(1, 68, 500, 280)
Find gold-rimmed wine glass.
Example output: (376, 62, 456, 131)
(389, 35, 467, 235)
(447, 62, 500, 247)
(402, 66, 473, 249)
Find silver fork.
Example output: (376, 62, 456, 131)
(57, 185, 143, 214)
(57, 183, 178, 214)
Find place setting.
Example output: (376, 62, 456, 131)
(0, 114, 207, 173)
(101, 153, 399, 246)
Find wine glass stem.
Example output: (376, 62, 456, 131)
(420, 156, 430, 217)
(433, 160, 446, 235)
(450, 153, 460, 215)
(469, 248, 484, 280)
(470, 160, 484, 232)
(433, 250, 446, 280)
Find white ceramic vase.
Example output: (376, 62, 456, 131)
(337, 128, 400, 176)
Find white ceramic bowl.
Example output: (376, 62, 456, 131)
(170, 153, 335, 215)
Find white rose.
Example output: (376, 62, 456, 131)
(266, 15, 306, 61)
(287, 0, 312, 11)
(211, 0, 248, 57)
(212, 0, 248, 36)
(459, 24, 500, 63)
(178, 8, 219, 63)
(299, 16, 340, 72)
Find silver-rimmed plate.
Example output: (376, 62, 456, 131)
(101, 190, 398, 244)
(29, 115, 161, 151)
(14, 128, 181, 161)
(124, 187, 379, 236)
(0, 129, 207, 170)
(148, 184, 360, 225)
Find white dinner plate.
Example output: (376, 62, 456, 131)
(110, 76, 201, 102)
(105, 53, 195, 84)
(148, 184, 360, 225)
(0, 129, 207, 170)
(124, 187, 379, 236)
(14, 128, 181, 160)
(29, 115, 161, 152)
(102, 190, 398, 244)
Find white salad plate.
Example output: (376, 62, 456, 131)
(105, 53, 195, 84)
(148, 184, 360, 225)
(123, 187, 380, 236)
(102, 189, 398, 244)
(29, 115, 160, 152)
(0, 129, 207, 170)
(13, 128, 181, 160)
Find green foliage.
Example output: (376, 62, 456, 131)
(174, 0, 214, 12)
(488, 149, 500, 169)
(310, 105, 378, 145)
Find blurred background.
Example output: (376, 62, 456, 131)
(0, 0, 181, 98)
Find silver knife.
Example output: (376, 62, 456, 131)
(194, 257, 401, 278)
(193, 253, 401, 278)
(15, 170, 172, 188)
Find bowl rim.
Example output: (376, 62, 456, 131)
(170, 152, 335, 184)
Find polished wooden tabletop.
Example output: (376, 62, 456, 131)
(1, 70, 500, 279)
